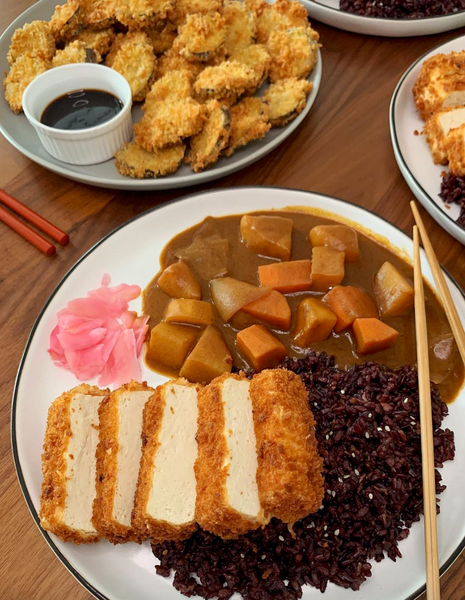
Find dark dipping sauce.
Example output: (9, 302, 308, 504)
(143, 209, 464, 404)
(41, 89, 123, 130)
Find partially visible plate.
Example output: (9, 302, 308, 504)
(0, 0, 321, 190)
(390, 34, 465, 246)
(304, 0, 465, 37)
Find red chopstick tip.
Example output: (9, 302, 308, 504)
(45, 245, 56, 257)
(59, 233, 70, 245)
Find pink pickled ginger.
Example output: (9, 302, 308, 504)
(48, 274, 149, 387)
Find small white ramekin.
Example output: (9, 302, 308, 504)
(22, 63, 133, 166)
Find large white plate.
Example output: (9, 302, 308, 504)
(390, 34, 465, 246)
(0, 1, 321, 191)
(12, 188, 465, 600)
(305, 0, 465, 37)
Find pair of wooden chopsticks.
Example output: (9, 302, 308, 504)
(411, 201, 465, 600)
(0, 188, 69, 256)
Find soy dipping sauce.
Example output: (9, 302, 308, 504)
(41, 89, 123, 130)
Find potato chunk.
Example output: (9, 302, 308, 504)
(323, 285, 378, 332)
(242, 289, 291, 331)
(240, 214, 293, 260)
(210, 277, 270, 322)
(373, 261, 414, 318)
(293, 298, 337, 346)
(164, 299, 215, 326)
(309, 225, 360, 262)
(158, 260, 201, 299)
(352, 318, 399, 355)
(258, 259, 312, 293)
(147, 322, 198, 370)
(311, 247, 345, 292)
(236, 324, 287, 371)
(180, 325, 232, 383)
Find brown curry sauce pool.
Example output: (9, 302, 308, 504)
(143, 210, 464, 403)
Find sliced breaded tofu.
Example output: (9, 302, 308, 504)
(93, 381, 156, 543)
(133, 379, 200, 541)
(443, 122, 465, 176)
(424, 106, 465, 165)
(250, 369, 324, 525)
(40, 385, 108, 544)
(195, 373, 267, 538)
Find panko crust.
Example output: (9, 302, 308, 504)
(7, 20, 55, 66)
(52, 40, 100, 67)
(185, 100, 231, 172)
(264, 77, 312, 127)
(223, 96, 270, 157)
(145, 70, 192, 103)
(93, 381, 155, 544)
(39, 384, 108, 544)
(143, 20, 177, 54)
(115, 141, 186, 178)
(50, 0, 82, 41)
(193, 60, 258, 104)
(171, 0, 224, 25)
(223, 1, 256, 56)
(80, 0, 116, 29)
(195, 373, 266, 538)
(156, 47, 204, 81)
(231, 44, 270, 90)
(443, 123, 465, 176)
(108, 32, 156, 101)
(70, 27, 115, 57)
(4, 55, 50, 114)
(255, 0, 310, 44)
(115, 0, 174, 29)
(173, 12, 226, 62)
(423, 106, 465, 165)
(267, 26, 319, 83)
(132, 379, 200, 541)
(250, 369, 324, 525)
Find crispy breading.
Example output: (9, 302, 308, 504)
(443, 123, 465, 176)
(50, 0, 81, 41)
(134, 97, 206, 149)
(145, 70, 192, 104)
(115, 141, 186, 177)
(171, 0, 224, 25)
(223, 96, 270, 157)
(80, 0, 116, 29)
(231, 44, 270, 90)
(267, 26, 319, 82)
(186, 100, 231, 172)
(193, 60, 258, 104)
(107, 32, 156, 101)
(250, 369, 324, 524)
(115, 0, 174, 29)
(144, 20, 177, 54)
(70, 27, 115, 57)
(105, 32, 126, 66)
(223, 0, 256, 56)
(173, 12, 226, 62)
(255, 0, 310, 43)
(264, 76, 312, 127)
(4, 55, 50, 114)
(7, 20, 55, 66)
(424, 106, 465, 165)
(53, 40, 100, 66)
(156, 47, 204, 80)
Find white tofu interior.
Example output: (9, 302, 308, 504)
(63, 393, 103, 533)
(147, 383, 198, 525)
(443, 90, 465, 110)
(113, 390, 154, 526)
(222, 378, 261, 519)
(439, 107, 465, 136)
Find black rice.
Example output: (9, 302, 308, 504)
(152, 351, 455, 599)
(439, 173, 465, 229)
(339, 0, 465, 19)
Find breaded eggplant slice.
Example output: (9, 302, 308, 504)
(53, 40, 100, 66)
(50, 0, 81, 41)
(264, 77, 313, 127)
(255, 0, 310, 43)
(115, 141, 185, 178)
(267, 26, 319, 83)
(145, 70, 192, 104)
(171, 0, 224, 26)
(108, 32, 156, 102)
(144, 20, 177, 55)
(157, 47, 203, 81)
(115, 0, 174, 29)
(186, 100, 231, 172)
(8, 21, 55, 66)
(4, 55, 50, 114)
(173, 12, 226, 62)
(134, 99, 206, 150)
(223, 0, 256, 56)
(223, 96, 270, 157)
(70, 27, 115, 57)
(80, 0, 116, 29)
(231, 44, 270, 90)
(194, 60, 257, 105)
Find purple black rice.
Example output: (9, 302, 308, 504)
(339, 0, 465, 19)
(152, 351, 455, 599)
(440, 173, 465, 229)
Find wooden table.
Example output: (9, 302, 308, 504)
(1, 2, 465, 598)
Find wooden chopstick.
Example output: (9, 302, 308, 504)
(0, 188, 69, 245)
(0, 204, 56, 256)
(411, 201, 465, 365)
(413, 225, 441, 600)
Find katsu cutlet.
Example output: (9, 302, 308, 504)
(93, 381, 156, 544)
(40, 385, 108, 544)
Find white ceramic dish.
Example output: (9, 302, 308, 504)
(12, 188, 465, 600)
(0, 0, 321, 190)
(304, 0, 465, 37)
(390, 34, 465, 246)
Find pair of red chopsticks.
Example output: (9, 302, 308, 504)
(0, 189, 69, 256)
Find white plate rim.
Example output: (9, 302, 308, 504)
(10, 186, 465, 600)
(389, 35, 465, 243)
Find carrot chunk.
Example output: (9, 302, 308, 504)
(323, 285, 378, 332)
(242, 290, 291, 331)
(309, 225, 360, 262)
(373, 261, 414, 317)
(180, 325, 232, 383)
(311, 246, 345, 292)
(258, 259, 312, 293)
(240, 214, 293, 260)
(164, 298, 215, 327)
(294, 298, 337, 346)
(236, 325, 288, 371)
(352, 318, 399, 355)
(158, 260, 202, 300)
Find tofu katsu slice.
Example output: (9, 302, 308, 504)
(250, 369, 324, 525)
(40, 385, 108, 544)
(195, 373, 266, 538)
(93, 381, 156, 543)
(133, 379, 200, 541)
(424, 106, 465, 165)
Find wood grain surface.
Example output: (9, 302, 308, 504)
(1, 2, 465, 599)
